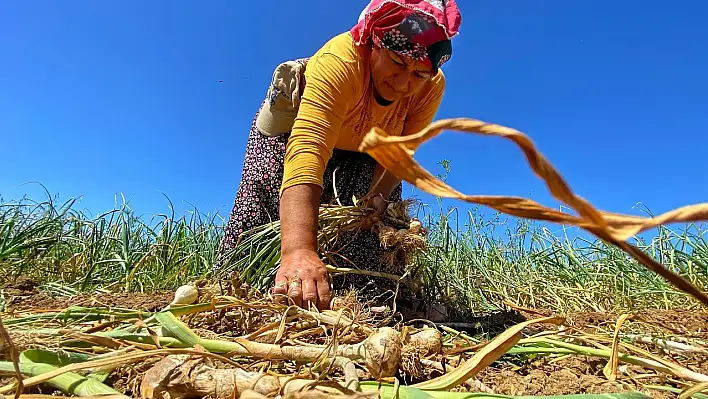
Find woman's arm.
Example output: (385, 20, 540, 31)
(274, 183, 331, 309)
(273, 46, 361, 310)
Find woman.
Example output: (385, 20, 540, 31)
(214, 0, 462, 311)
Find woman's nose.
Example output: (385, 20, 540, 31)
(393, 72, 409, 91)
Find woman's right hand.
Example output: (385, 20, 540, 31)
(273, 248, 331, 310)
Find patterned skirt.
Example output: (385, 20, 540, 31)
(212, 101, 414, 306)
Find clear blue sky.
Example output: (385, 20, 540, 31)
(2, 1, 707, 230)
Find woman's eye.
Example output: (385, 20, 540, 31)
(390, 57, 405, 66)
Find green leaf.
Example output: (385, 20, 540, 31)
(0, 360, 128, 398)
(155, 310, 201, 346)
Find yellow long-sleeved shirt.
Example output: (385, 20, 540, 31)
(281, 32, 446, 193)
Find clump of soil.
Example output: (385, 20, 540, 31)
(635, 310, 708, 339)
(476, 357, 670, 396)
(4, 276, 40, 293)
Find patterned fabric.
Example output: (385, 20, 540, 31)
(350, 0, 462, 71)
(213, 97, 411, 304)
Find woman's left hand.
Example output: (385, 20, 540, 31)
(361, 194, 387, 230)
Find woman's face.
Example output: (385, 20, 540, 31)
(370, 45, 433, 102)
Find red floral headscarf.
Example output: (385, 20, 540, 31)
(350, 0, 462, 72)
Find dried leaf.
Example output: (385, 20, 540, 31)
(412, 316, 565, 390)
(603, 313, 633, 381)
(680, 381, 708, 399)
(360, 118, 708, 306)
(140, 355, 204, 399)
(0, 316, 24, 399)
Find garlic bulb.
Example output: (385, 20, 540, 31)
(406, 328, 443, 356)
(171, 284, 198, 306)
(408, 219, 422, 234)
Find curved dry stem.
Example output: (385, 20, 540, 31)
(0, 317, 24, 399)
(360, 117, 708, 306)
